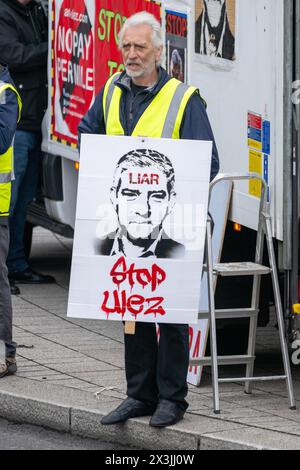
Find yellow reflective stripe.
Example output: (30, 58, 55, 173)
(172, 86, 197, 139)
(103, 74, 115, 123)
(0, 83, 22, 122)
(0, 172, 11, 183)
(105, 74, 122, 122)
(106, 85, 124, 135)
(103, 73, 121, 125)
(161, 81, 196, 138)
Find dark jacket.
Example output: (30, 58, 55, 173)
(78, 68, 220, 180)
(0, 63, 19, 225)
(0, 64, 18, 155)
(0, 0, 48, 132)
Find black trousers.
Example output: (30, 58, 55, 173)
(124, 322, 189, 411)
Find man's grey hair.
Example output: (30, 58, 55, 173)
(112, 148, 175, 196)
(118, 11, 165, 66)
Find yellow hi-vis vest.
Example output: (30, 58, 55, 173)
(0, 83, 22, 217)
(103, 73, 198, 138)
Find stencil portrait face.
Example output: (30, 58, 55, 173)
(111, 168, 175, 242)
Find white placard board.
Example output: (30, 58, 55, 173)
(67, 134, 212, 324)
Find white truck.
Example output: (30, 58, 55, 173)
(29, 0, 300, 343)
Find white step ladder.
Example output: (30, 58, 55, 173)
(190, 173, 296, 414)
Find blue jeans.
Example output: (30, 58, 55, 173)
(7, 130, 42, 274)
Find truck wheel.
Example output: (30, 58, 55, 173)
(24, 222, 33, 261)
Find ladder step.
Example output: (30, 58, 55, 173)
(198, 308, 258, 320)
(213, 262, 271, 276)
(218, 375, 287, 383)
(189, 355, 255, 366)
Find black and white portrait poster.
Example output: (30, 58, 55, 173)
(67, 135, 212, 324)
(195, 0, 236, 61)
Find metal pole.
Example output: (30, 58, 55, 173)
(245, 215, 265, 394)
(206, 217, 220, 414)
(265, 215, 296, 409)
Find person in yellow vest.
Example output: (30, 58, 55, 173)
(0, 63, 21, 378)
(79, 11, 219, 428)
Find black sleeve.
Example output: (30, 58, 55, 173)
(78, 89, 106, 148)
(0, 88, 18, 155)
(0, 16, 48, 72)
(180, 91, 220, 181)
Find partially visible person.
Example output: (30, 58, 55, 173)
(79, 11, 219, 428)
(0, 63, 21, 377)
(0, 0, 55, 286)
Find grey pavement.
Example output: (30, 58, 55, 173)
(1, 228, 300, 450)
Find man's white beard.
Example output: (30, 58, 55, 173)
(125, 67, 144, 79)
(125, 59, 157, 81)
(205, 0, 225, 27)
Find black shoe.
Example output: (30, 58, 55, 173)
(101, 397, 156, 425)
(0, 358, 17, 379)
(9, 268, 56, 285)
(149, 399, 185, 428)
(10, 282, 20, 295)
(6, 357, 17, 375)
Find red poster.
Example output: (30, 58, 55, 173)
(94, 0, 161, 92)
(50, 0, 161, 148)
